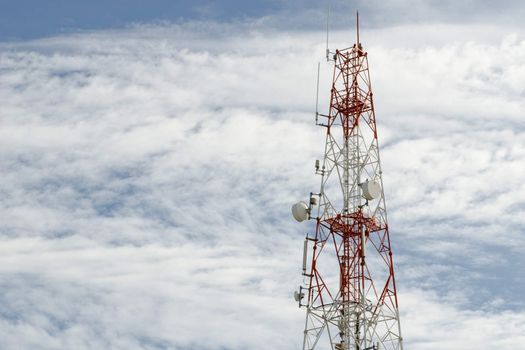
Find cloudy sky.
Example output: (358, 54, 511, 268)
(0, 1, 524, 349)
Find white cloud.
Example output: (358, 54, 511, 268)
(402, 288, 525, 350)
(0, 20, 524, 349)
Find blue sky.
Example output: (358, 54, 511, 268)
(0, 1, 524, 349)
(0, 0, 284, 40)
(2, 0, 525, 41)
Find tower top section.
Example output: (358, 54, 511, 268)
(326, 11, 364, 62)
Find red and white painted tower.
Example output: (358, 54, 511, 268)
(292, 14, 403, 350)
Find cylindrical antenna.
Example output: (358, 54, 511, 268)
(326, 4, 330, 61)
(315, 62, 320, 124)
(302, 239, 308, 272)
(356, 11, 360, 45)
(361, 226, 366, 265)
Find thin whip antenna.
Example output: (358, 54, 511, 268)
(326, 4, 330, 61)
(356, 11, 360, 45)
(315, 62, 320, 124)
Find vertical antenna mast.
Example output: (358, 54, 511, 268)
(356, 11, 360, 45)
(315, 62, 320, 124)
(326, 4, 330, 61)
(292, 13, 404, 350)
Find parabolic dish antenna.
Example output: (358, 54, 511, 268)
(292, 201, 309, 222)
(362, 180, 381, 200)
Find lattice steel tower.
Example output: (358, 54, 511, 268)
(292, 14, 404, 350)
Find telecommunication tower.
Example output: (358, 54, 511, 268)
(292, 13, 404, 350)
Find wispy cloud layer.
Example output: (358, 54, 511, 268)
(0, 21, 524, 349)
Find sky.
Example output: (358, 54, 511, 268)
(0, 1, 524, 349)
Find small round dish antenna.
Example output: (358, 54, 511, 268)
(294, 289, 305, 302)
(292, 201, 309, 222)
(362, 180, 381, 200)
